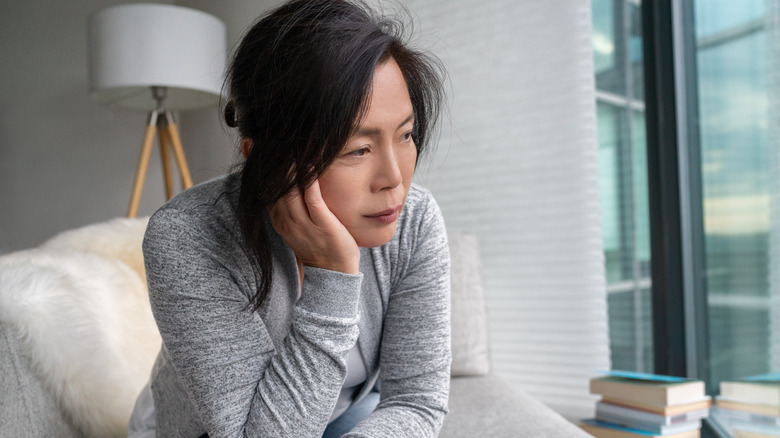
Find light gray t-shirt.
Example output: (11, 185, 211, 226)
(135, 173, 451, 437)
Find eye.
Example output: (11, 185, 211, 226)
(400, 131, 413, 143)
(348, 147, 369, 157)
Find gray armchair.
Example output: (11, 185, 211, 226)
(0, 219, 589, 437)
(440, 233, 590, 437)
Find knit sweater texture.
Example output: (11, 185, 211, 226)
(141, 173, 451, 437)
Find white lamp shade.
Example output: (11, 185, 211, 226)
(88, 4, 227, 110)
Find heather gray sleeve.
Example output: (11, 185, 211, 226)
(346, 191, 452, 437)
(144, 208, 362, 438)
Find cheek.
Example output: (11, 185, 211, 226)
(317, 170, 357, 220)
(401, 145, 418, 183)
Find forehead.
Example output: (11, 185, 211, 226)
(357, 58, 413, 129)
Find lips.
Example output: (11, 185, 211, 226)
(364, 206, 401, 224)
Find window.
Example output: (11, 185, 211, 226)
(592, 0, 654, 373)
(694, 0, 771, 389)
(599, 0, 778, 435)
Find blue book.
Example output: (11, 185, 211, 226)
(596, 370, 694, 383)
(743, 373, 780, 383)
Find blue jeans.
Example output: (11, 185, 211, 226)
(321, 391, 380, 438)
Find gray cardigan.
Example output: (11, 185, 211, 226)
(141, 173, 451, 438)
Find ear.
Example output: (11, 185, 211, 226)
(241, 138, 253, 160)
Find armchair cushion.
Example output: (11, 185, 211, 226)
(0, 319, 83, 437)
(448, 232, 491, 377)
(441, 375, 593, 438)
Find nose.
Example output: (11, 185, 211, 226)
(371, 147, 403, 193)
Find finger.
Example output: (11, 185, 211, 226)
(280, 185, 304, 209)
(270, 187, 306, 227)
(303, 179, 334, 227)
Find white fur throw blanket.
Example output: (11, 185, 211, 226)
(0, 218, 160, 437)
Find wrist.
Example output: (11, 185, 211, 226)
(304, 258, 359, 275)
(299, 266, 363, 318)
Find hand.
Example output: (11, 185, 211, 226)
(269, 179, 360, 275)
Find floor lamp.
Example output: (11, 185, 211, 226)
(87, 4, 226, 218)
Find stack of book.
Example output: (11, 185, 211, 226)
(714, 373, 780, 438)
(581, 370, 710, 438)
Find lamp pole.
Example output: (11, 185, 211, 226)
(127, 86, 193, 218)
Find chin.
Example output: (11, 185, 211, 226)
(352, 225, 397, 248)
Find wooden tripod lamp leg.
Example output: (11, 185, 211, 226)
(128, 111, 159, 218)
(162, 112, 193, 190)
(158, 126, 174, 200)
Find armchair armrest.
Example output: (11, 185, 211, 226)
(441, 375, 592, 438)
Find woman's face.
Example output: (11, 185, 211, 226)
(318, 58, 417, 248)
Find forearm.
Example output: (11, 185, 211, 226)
(146, 208, 364, 437)
(241, 268, 363, 437)
(344, 372, 450, 437)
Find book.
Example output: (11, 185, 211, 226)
(731, 421, 780, 437)
(579, 419, 701, 438)
(590, 371, 706, 406)
(735, 430, 780, 438)
(741, 373, 780, 382)
(598, 370, 697, 383)
(715, 407, 780, 427)
(600, 396, 712, 416)
(716, 397, 780, 417)
(596, 401, 709, 428)
(721, 381, 780, 407)
(593, 412, 700, 435)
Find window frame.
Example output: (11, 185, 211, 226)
(641, 0, 721, 435)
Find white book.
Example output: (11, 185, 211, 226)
(732, 421, 780, 437)
(716, 407, 780, 427)
(596, 401, 710, 426)
(595, 402, 703, 435)
(721, 381, 780, 407)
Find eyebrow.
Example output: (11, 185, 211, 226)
(354, 114, 414, 137)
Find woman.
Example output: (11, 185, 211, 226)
(129, 0, 451, 437)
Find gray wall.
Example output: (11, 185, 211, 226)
(0, 0, 280, 254)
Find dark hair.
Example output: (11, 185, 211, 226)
(224, 0, 445, 311)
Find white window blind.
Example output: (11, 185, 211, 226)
(408, 0, 611, 420)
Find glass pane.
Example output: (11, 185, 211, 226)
(628, 1, 644, 101)
(593, 0, 624, 95)
(598, 102, 623, 282)
(631, 111, 650, 275)
(593, 0, 653, 373)
(607, 286, 653, 372)
(692, 0, 777, 434)
(696, 4, 771, 387)
(694, 0, 765, 39)
(593, 0, 616, 76)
